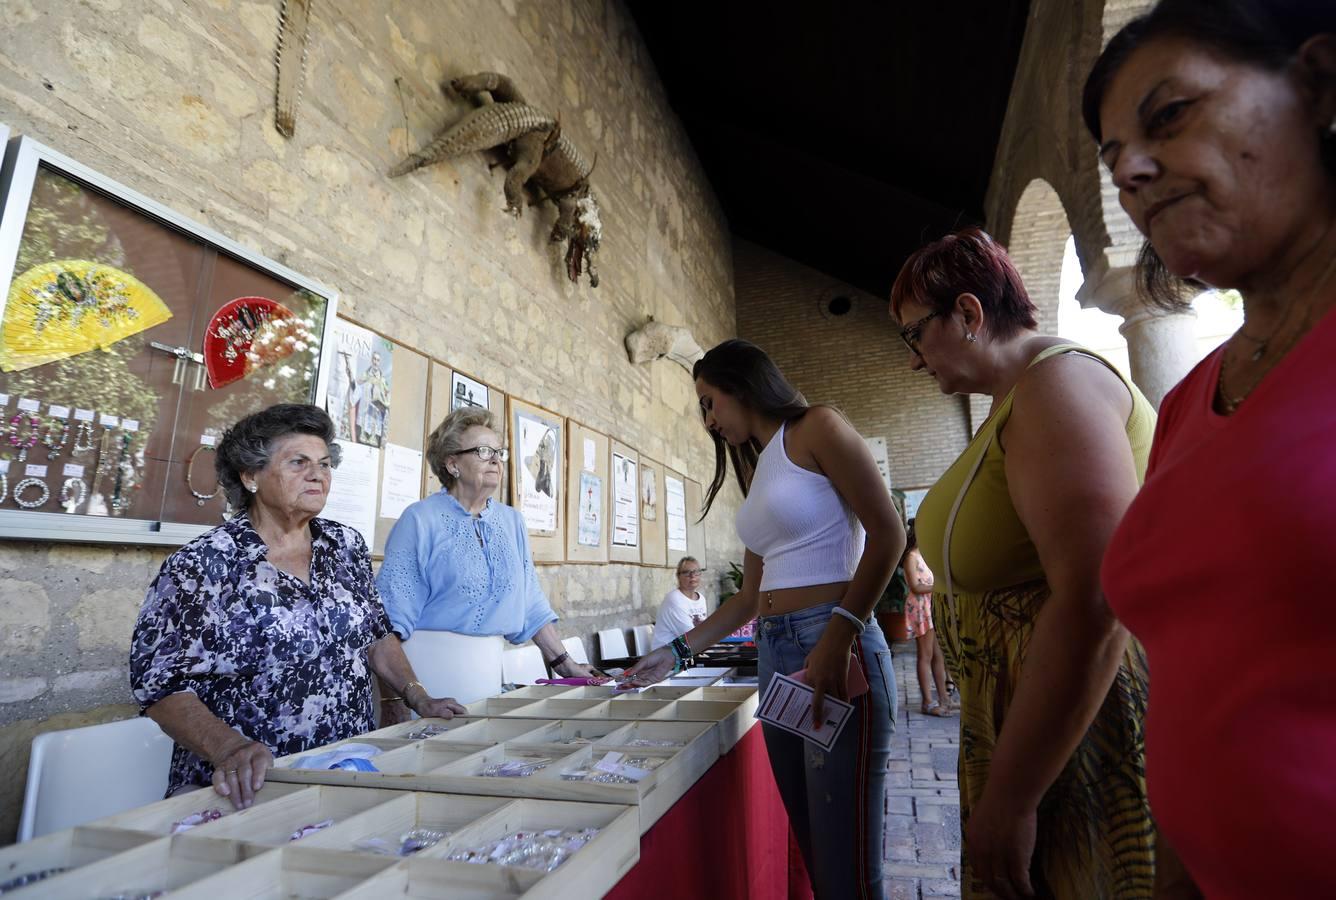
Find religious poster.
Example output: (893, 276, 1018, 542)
(514, 406, 560, 535)
(641, 463, 658, 521)
(451, 370, 488, 412)
(326, 318, 393, 448)
(665, 473, 687, 552)
(612, 452, 638, 547)
(577, 471, 602, 547)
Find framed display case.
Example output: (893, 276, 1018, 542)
(638, 456, 667, 567)
(0, 135, 337, 545)
(508, 396, 565, 563)
(564, 421, 609, 564)
(608, 440, 639, 564)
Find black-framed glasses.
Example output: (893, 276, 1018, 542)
(458, 445, 509, 462)
(899, 310, 940, 356)
(677, 568, 707, 577)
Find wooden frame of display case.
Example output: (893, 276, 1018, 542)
(0, 134, 338, 546)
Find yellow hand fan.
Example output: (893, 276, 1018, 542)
(1, 259, 173, 372)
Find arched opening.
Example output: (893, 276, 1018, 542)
(1007, 179, 1071, 335)
(1057, 234, 1243, 373)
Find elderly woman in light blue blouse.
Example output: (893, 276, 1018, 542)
(377, 407, 599, 705)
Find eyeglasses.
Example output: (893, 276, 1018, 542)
(899, 310, 940, 356)
(458, 445, 509, 462)
(677, 568, 707, 577)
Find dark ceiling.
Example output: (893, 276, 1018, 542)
(625, 2, 1032, 298)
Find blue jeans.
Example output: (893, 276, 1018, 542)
(758, 600, 896, 900)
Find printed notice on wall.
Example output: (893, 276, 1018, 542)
(611, 452, 639, 548)
(665, 474, 687, 552)
(379, 442, 423, 520)
(323, 441, 379, 543)
(864, 435, 891, 491)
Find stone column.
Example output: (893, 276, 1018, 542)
(1076, 261, 1198, 410)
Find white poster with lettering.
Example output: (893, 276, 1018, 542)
(665, 474, 687, 552)
(379, 442, 423, 520)
(323, 441, 379, 543)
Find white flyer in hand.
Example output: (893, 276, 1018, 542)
(755, 671, 854, 751)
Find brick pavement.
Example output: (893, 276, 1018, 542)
(882, 639, 963, 900)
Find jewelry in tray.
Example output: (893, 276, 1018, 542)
(478, 757, 553, 778)
(447, 827, 599, 872)
(352, 828, 449, 857)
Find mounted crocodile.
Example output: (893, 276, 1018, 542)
(389, 72, 601, 287)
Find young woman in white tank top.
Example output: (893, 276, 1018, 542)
(625, 339, 905, 900)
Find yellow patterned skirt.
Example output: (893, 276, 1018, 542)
(933, 581, 1155, 899)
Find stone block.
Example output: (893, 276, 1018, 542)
(0, 582, 50, 653)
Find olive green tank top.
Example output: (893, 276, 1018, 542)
(916, 344, 1156, 594)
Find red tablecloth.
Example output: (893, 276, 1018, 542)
(605, 726, 812, 900)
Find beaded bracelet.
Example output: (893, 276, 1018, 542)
(41, 419, 70, 459)
(0, 473, 8, 505)
(185, 445, 221, 506)
(13, 477, 49, 509)
(8, 413, 39, 462)
(60, 477, 87, 511)
(669, 634, 694, 673)
(830, 606, 867, 635)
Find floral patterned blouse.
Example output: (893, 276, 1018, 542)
(130, 513, 392, 795)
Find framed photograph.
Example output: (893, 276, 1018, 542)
(426, 362, 506, 500)
(508, 396, 564, 561)
(564, 421, 609, 564)
(451, 369, 489, 412)
(639, 455, 667, 567)
(0, 134, 337, 546)
(609, 439, 640, 563)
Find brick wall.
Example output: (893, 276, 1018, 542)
(0, 0, 740, 841)
(733, 240, 970, 492)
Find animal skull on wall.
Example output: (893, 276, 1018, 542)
(625, 318, 704, 373)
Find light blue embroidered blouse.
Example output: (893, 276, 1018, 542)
(376, 491, 558, 644)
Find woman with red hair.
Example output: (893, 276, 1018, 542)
(891, 227, 1156, 899)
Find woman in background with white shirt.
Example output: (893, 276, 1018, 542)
(652, 557, 709, 650)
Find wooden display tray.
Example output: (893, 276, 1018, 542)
(266, 719, 719, 833)
(168, 845, 398, 898)
(337, 798, 640, 900)
(0, 780, 307, 887)
(12, 832, 252, 899)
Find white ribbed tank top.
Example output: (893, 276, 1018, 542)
(735, 419, 865, 592)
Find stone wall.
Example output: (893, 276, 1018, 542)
(733, 240, 971, 493)
(0, 0, 740, 842)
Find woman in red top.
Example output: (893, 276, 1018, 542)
(1085, 1, 1336, 897)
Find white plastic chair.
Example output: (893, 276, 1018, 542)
(632, 624, 654, 656)
(503, 645, 549, 684)
(401, 630, 504, 704)
(562, 636, 590, 665)
(18, 716, 173, 841)
(597, 628, 630, 662)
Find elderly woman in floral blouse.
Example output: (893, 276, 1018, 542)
(130, 404, 464, 809)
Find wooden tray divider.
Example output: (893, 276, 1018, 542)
(594, 719, 718, 753)
(334, 856, 546, 898)
(187, 784, 403, 851)
(298, 792, 514, 857)
(164, 844, 399, 899)
(17, 832, 250, 899)
(421, 718, 554, 747)
(502, 718, 628, 750)
(463, 697, 546, 717)
(495, 684, 583, 700)
(266, 741, 479, 789)
(0, 824, 155, 887)
(84, 780, 308, 841)
(359, 716, 486, 742)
